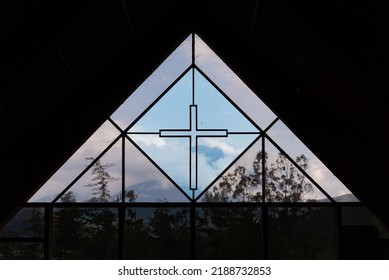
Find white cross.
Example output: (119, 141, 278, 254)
(160, 105, 228, 190)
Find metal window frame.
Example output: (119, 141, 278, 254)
(0, 33, 363, 260)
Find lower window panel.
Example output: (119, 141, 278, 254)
(0, 242, 43, 260)
(125, 207, 190, 259)
(196, 207, 262, 259)
(268, 207, 336, 259)
(53, 208, 118, 259)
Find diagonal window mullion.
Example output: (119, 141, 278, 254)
(52, 134, 122, 203)
(264, 134, 335, 202)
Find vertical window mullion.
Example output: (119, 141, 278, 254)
(190, 203, 196, 260)
(44, 206, 53, 260)
(262, 205, 268, 259)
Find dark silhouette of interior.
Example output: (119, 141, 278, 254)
(1, 0, 389, 259)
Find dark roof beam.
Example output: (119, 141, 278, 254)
(120, 0, 135, 37)
(57, 50, 74, 74)
(251, 0, 262, 36)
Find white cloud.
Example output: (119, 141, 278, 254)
(29, 120, 121, 202)
(201, 138, 236, 155)
(130, 134, 166, 148)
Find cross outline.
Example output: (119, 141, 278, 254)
(160, 105, 228, 190)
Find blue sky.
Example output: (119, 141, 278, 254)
(127, 68, 260, 198)
(127, 69, 259, 132)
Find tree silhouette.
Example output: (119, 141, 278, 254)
(85, 157, 118, 202)
(203, 151, 315, 203)
(25, 149, 331, 260)
(26, 208, 44, 237)
(54, 191, 86, 259)
(197, 149, 325, 259)
(148, 208, 190, 258)
(82, 157, 119, 259)
(266, 153, 313, 203)
(53, 158, 120, 259)
(0, 208, 44, 259)
(196, 207, 261, 259)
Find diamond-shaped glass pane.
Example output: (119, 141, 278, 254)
(128, 69, 260, 199)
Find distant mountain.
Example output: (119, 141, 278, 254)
(333, 193, 359, 202)
(316, 193, 359, 203)
(117, 180, 185, 202)
(34, 195, 55, 203)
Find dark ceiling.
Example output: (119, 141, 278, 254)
(1, 0, 388, 227)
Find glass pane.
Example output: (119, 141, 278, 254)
(128, 68, 259, 200)
(0, 208, 44, 238)
(127, 69, 192, 198)
(196, 207, 262, 259)
(268, 207, 336, 259)
(59, 140, 122, 202)
(110, 34, 192, 130)
(129, 135, 190, 198)
(200, 137, 263, 202)
(267, 120, 358, 202)
(197, 134, 259, 199)
(0, 243, 43, 260)
(29, 120, 120, 202)
(53, 207, 118, 259)
(194, 34, 277, 130)
(125, 207, 190, 259)
(265, 140, 330, 202)
(125, 139, 189, 202)
(128, 69, 192, 132)
(194, 70, 258, 132)
(342, 207, 389, 238)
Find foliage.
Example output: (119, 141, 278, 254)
(197, 150, 329, 259)
(54, 192, 86, 259)
(196, 207, 261, 259)
(85, 157, 118, 202)
(203, 151, 315, 203)
(2, 150, 336, 260)
(126, 208, 190, 259)
(0, 208, 44, 259)
(53, 158, 119, 259)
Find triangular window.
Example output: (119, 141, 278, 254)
(4, 33, 387, 260)
(29, 34, 358, 204)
